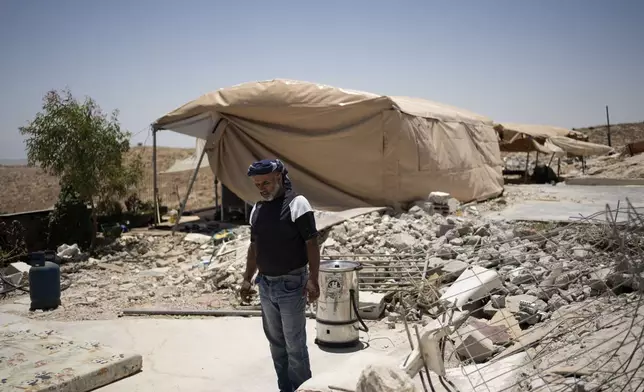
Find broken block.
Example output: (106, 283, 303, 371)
(456, 318, 513, 346)
(454, 330, 495, 362)
(356, 365, 420, 392)
(6, 261, 31, 275)
(439, 266, 503, 309)
(359, 291, 387, 320)
(490, 309, 523, 341)
(428, 191, 451, 205)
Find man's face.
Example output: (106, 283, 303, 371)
(252, 172, 282, 201)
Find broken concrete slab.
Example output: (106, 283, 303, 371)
(6, 261, 31, 275)
(446, 352, 528, 392)
(356, 365, 420, 392)
(454, 329, 496, 362)
(358, 291, 388, 320)
(0, 322, 142, 391)
(489, 309, 523, 341)
(456, 318, 513, 346)
(183, 233, 212, 244)
(427, 257, 469, 280)
(439, 266, 503, 309)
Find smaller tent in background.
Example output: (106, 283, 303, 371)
(494, 123, 614, 181)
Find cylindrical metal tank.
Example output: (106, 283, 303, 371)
(315, 260, 368, 348)
(28, 251, 61, 311)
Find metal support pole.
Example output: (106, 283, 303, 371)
(214, 177, 219, 219)
(152, 128, 160, 225)
(171, 118, 225, 233)
(557, 158, 561, 178)
(524, 151, 530, 183)
(606, 105, 612, 147)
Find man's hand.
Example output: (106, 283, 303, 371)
(304, 278, 320, 303)
(239, 279, 255, 303)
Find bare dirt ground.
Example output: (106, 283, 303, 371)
(0, 146, 217, 214)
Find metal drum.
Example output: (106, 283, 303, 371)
(315, 260, 368, 348)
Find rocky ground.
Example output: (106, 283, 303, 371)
(2, 185, 643, 391)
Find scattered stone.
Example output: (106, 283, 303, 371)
(454, 329, 496, 362)
(139, 267, 170, 277)
(505, 294, 547, 314)
(356, 365, 420, 392)
(183, 233, 212, 244)
(7, 261, 31, 275)
(490, 309, 523, 341)
(428, 191, 451, 205)
(386, 233, 416, 251)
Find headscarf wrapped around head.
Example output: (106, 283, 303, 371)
(247, 158, 292, 191)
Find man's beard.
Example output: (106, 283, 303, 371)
(261, 183, 282, 201)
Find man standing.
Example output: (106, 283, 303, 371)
(240, 159, 320, 392)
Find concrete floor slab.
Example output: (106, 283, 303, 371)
(0, 318, 142, 392)
(487, 184, 644, 222)
(0, 313, 409, 392)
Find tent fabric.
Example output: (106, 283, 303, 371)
(153, 79, 504, 209)
(495, 123, 587, 141)
(495, 122, 611, 157)
(548, 136, 614, 157)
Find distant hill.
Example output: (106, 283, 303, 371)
(0, 146, 217, 214)
(574, 122, 644, 149)
(0, 158, 28, 166)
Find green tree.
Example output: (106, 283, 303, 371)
(19, 89, 143, 248)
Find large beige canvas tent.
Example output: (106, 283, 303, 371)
(152, 79, 503, 211)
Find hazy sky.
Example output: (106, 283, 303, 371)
(1, 0, 643, 159)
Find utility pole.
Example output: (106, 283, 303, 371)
(605, 105, 612, 147)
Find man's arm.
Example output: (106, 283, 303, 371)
(243, 203, 258, 283)
(243, 242, 257, 282)
(305, 239, 320, 282)
(290, 195, 320, 280)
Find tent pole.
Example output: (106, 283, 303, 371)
(582, 156, 586, 174)
(152, 128, 160, 225)
(172, 139, 208, 234)
(524, 152, 530, 183)
(214, 177, 219, 220)
(171, 118, 225, 234)
(548, 153, 555, 167)
(557, 158, 561, 178)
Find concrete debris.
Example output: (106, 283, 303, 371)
(356, 365, 420, 392)
(454, 329, 496, 362)
(57, 243, 82, 261)
(183, 233, 212, 245)
(358, 291, 388, 320)
(439, 266, 503, 309)
(7, 262, 31, 275)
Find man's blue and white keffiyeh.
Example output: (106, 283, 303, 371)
(247, 159, 293, 190)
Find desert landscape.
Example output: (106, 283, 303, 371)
(0, 146, 217, 215)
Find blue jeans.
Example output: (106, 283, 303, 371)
(256, 269, 312, 392)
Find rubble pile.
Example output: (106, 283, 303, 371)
(3, 226, 251, 319)
(337, 198, 644, 392)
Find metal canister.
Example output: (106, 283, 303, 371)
(315, 260, 364, 348)
(28, 251, 61, 311)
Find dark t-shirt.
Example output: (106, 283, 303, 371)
(249, 190, 319, 276)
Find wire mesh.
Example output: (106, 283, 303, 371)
(323, 198, 644, 392)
